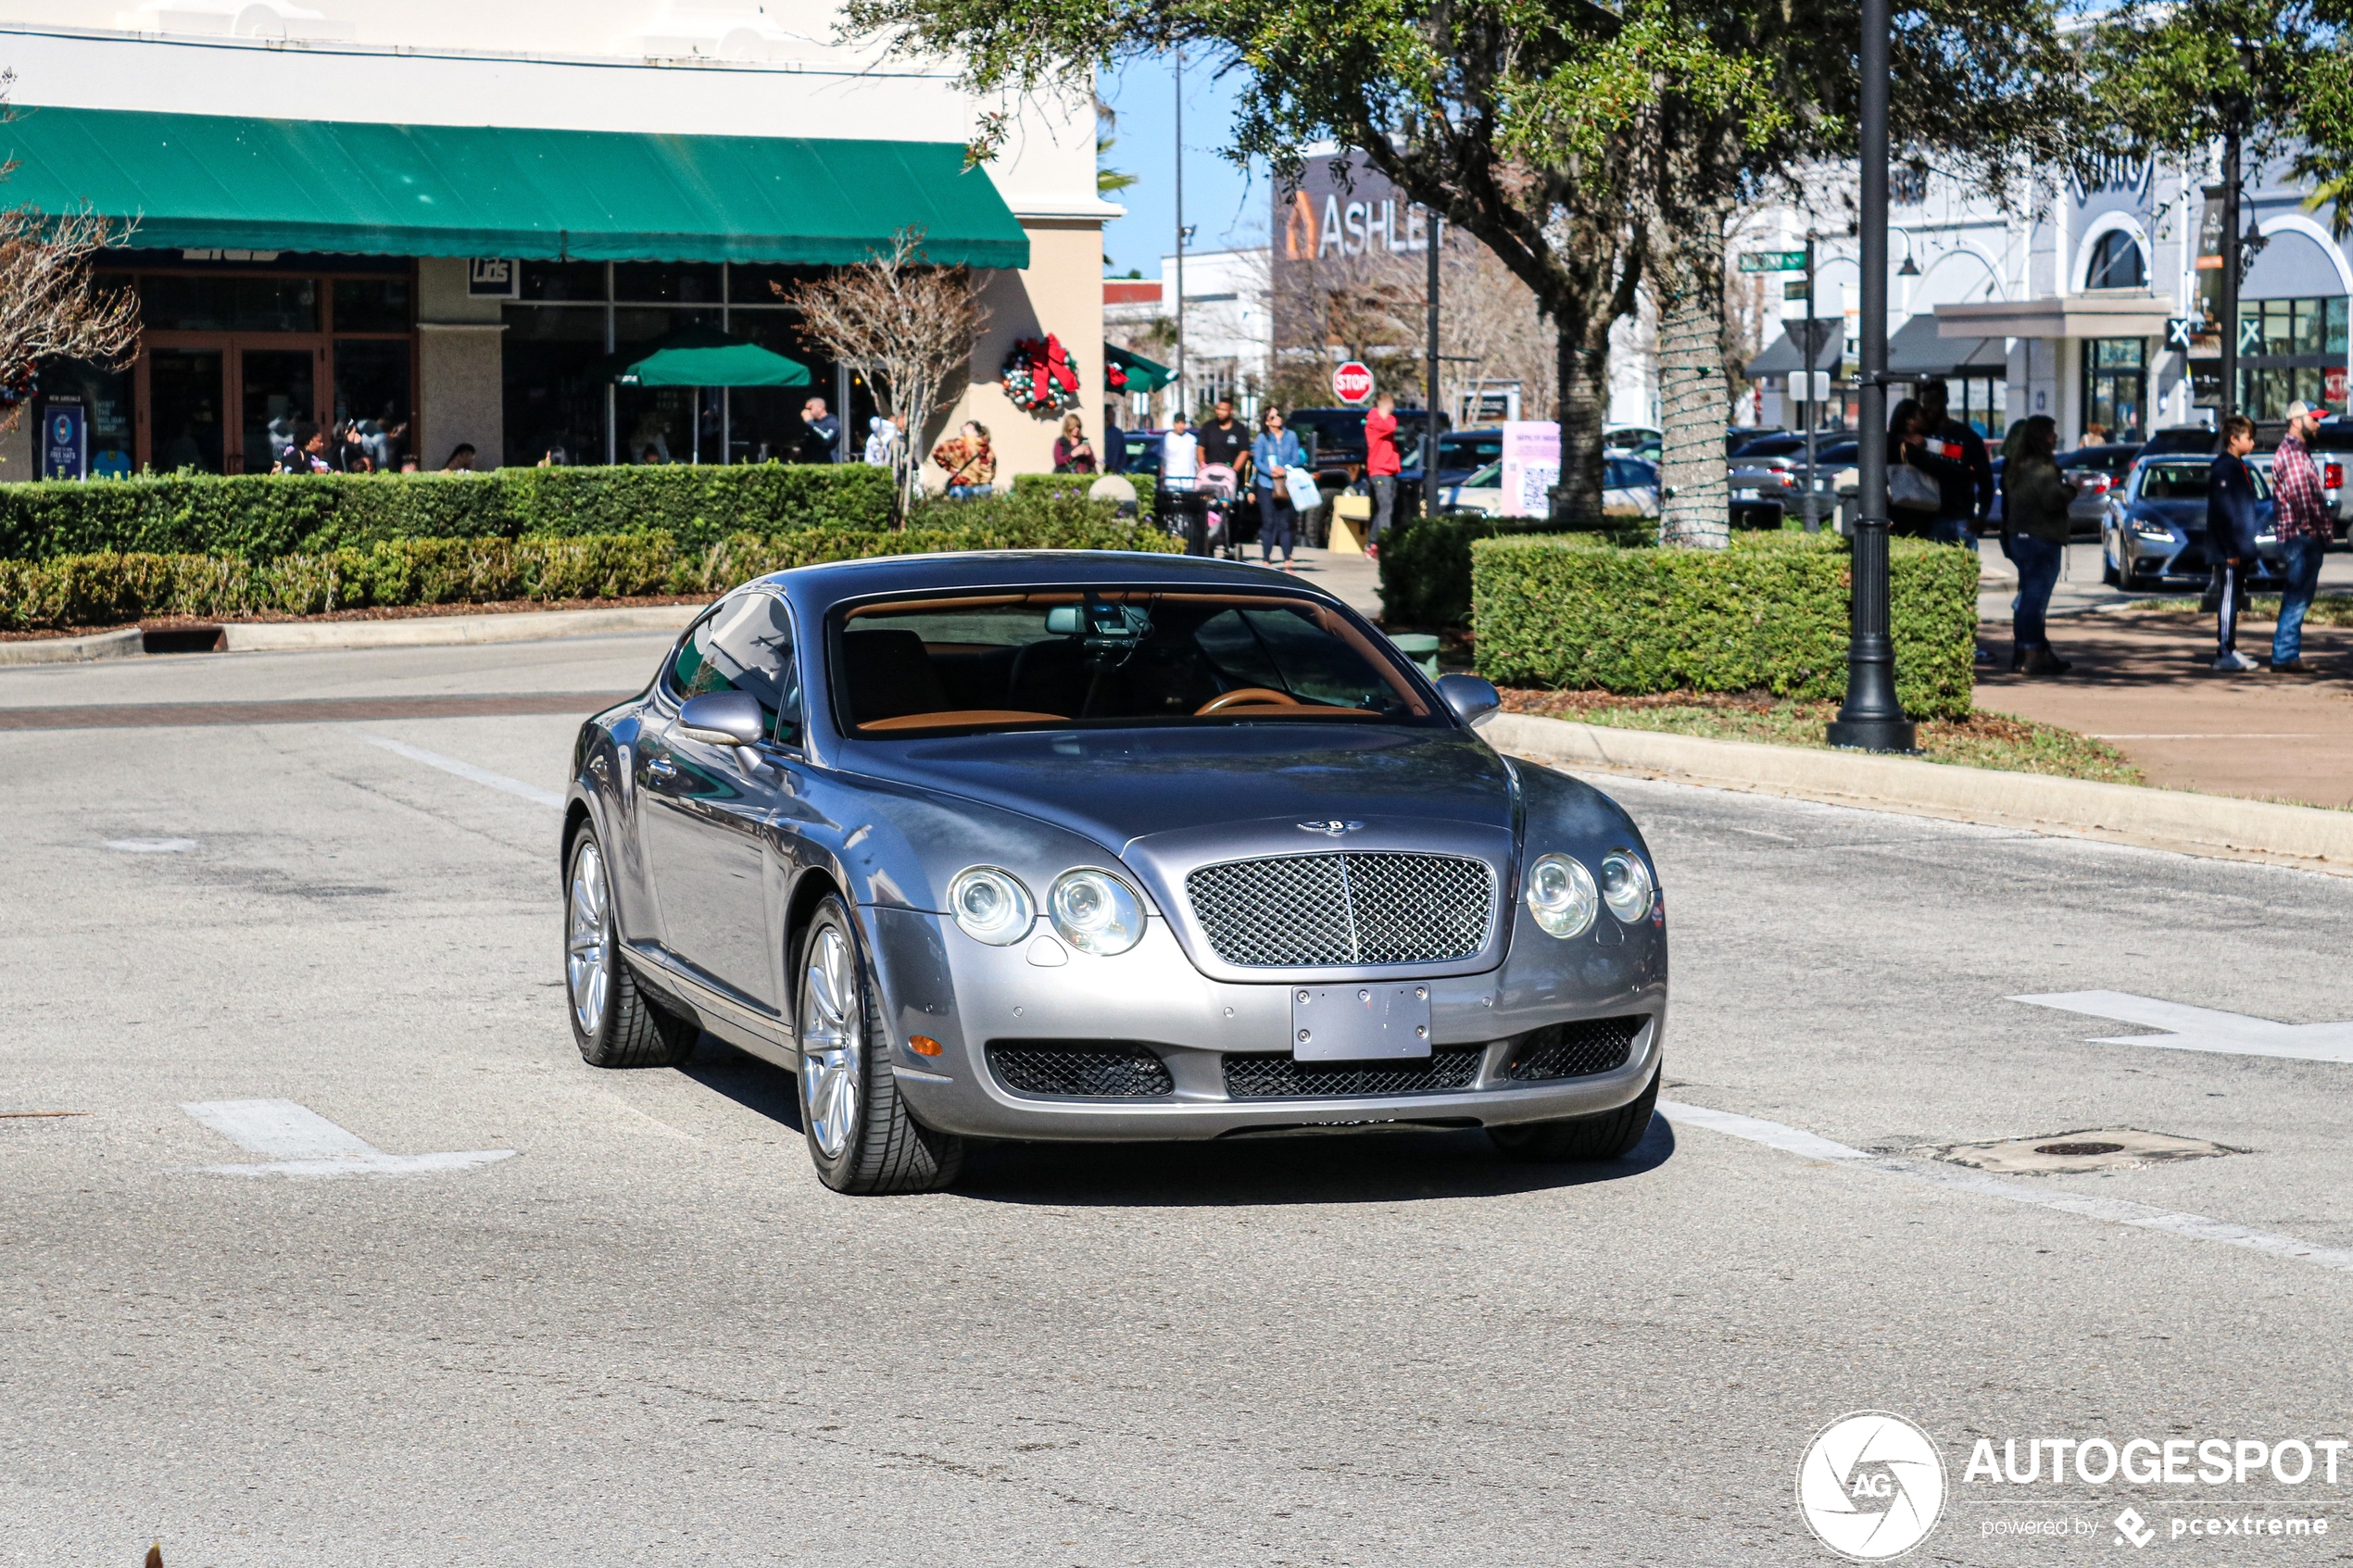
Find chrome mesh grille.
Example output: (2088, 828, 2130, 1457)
(1184, 852, 1496, 967)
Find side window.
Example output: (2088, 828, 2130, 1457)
(668, 592, 803, 743)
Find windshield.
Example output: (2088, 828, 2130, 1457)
(2139, 461, 2272, 501)
(1605, 457, 1657, 489)
(830, 588, 1439, 735)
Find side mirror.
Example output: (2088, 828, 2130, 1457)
(677, 690, 767, 747)
(1435, 672, 1501, 724)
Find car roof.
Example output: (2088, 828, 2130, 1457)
(760, 549, 1349, 611)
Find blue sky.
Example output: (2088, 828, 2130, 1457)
(1096, 51, 1268, 278)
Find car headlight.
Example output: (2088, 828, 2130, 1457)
(1047, 868, 1146, 955)
(948, 866, 1034, 945)
(1601, 852, 1655, 923)
(2131, 521, 2174, 541)
(1524, 852, 1598, 939)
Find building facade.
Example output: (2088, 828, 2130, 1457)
(0, 6, 1114, 484)
(1742, 151, 2351, 444)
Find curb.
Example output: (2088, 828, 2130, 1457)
(0, 627, 145, 667)
(217, 604, 705, 653)
(1474, 709, 2353, 875)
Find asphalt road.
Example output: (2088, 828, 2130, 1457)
(6, 634, 2353, 1567)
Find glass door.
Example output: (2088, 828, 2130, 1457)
(238, 346, 321, 472)
(147, 348, 227, 473)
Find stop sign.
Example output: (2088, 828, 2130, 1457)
(1331, 360, 1376, 405)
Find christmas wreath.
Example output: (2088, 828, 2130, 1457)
(1001, 333, 1081, 415)
(0, 362, 37, 412)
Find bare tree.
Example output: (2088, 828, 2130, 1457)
(0, 209, 142, 437)
(780, 228, 985, 520)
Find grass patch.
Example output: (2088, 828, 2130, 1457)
(2115, 592, 2353, 627)
(1498, 688, 2145, 786)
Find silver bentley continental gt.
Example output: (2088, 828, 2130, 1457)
(560, 551, 1667, 1194)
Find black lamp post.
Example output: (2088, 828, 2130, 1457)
(1825, 0, 1919, 753)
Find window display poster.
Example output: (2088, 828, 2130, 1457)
(1499, 420, 1559, 518)
(42, 398, 87, 482)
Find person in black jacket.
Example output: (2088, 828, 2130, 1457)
(1918, 379, 1994, 549)
(2208, 414, 2261, 671)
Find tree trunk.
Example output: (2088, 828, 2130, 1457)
(1553, 330, 1611, 521)
(1655, 276, 1730, 547)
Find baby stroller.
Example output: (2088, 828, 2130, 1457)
(1196, 463, 1249, 558)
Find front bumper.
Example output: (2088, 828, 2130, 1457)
(862, 905, 1668, 1142)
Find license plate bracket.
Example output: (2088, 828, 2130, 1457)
(1290, 984, 1433, 1061)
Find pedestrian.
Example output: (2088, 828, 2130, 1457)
(799, 397, 841, 464)
(441, 442, 476, 472)
(1103, 406, 1128, 475)
(1161, 411, 1199, 489)
(862, 415, 895, 467)
(1198, 397, 1250, 477)
(1363, 391, 1401, 559)
(2270, 400, 2331, 672)
(277, 422, 333, 473)
(2208, 413, 2261, 672)
(1252, 407, 1307, 571)
(1998, 414, 2078, 675)
(1053, 413, 1098, 474)
(1885, 399, 1955, 537)
(397, 455, 421, 473)
(1918, 379, 1994, 550)
(931, 420, 995, 498)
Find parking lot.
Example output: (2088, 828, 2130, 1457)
(6, 632, 2353, 1565)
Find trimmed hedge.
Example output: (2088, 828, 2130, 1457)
(0, 463, 895, 561)
(0, 506, 1176, 632)
(1470, 532, 1979, 719)
(1378, 512, 1644, 628)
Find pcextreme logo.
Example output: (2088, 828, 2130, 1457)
(1797, 1411, 1949, 1561)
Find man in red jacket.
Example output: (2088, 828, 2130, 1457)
(1364, 392, 1401, 558)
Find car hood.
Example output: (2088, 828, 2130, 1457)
(834, 723, 1514, 852)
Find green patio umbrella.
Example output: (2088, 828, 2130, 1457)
(1105, 343, 1175, 394)
(612, 324, 811, 387)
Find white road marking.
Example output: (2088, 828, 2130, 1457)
(2010, 990, 2353, 1064)
(182, 1098, 516, 1179)
(359, 734, 563, 809)
(1658, 1099, 2353, 1273)
(104, 837, 198, 853)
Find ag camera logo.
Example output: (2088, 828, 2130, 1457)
(1798, 1411, 1947, 1560)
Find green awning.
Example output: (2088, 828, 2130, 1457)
(1106, 343, 1175, 393)
(0, 106, 1030, 269)
(615, 326, 811, 388)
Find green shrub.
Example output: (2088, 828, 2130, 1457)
(1378, 513, 1610, 628)
(1470, 532, 1979, 720)
(0, 512, 1178, 631)
(0, 463, 894, 561)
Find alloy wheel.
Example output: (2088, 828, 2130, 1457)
(799, 924, 864, 1160)
(567, 838, 611, 1038)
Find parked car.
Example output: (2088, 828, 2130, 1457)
(1726, 426, 1785, 458)
(2295, 417, 2353, 539)
(1605, 426, 1663, 461)
(560, 552, 1670, 1192)
(2100, 454, 2281, 588)
(1286, 406, 1452, 486)
(1730, 433, 1855, 522)
(1120, 430, 1164, 482)
(2138, 426, 2219, 458)
(1435, 428, 1504, 486)
(2056, 444, 2143, 534)
(1442, 455, 1660, 518)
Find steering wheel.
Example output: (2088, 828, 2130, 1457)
(1195, 686, 1301, 715)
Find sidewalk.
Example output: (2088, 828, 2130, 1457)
(1976, 610, 2353, 809)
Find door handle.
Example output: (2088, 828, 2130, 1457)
(644, 757, 678, 783)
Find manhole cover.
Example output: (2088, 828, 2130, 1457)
(1936, 1127, 2243, 1175)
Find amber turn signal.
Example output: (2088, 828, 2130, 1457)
(907, 1035, 943, 1057)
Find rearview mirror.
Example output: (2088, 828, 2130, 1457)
(1435, 673, 1501, 724)
(1044, 605, 1084, 634)
(677, 690, 767, 747)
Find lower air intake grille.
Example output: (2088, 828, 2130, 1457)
(1502, 1016, 1643, 1081)
(1222, 1046, 1485, 1099)
(987, 1041, 1174, 1098)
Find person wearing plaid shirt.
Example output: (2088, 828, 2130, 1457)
(2271, 400, 2332, 671)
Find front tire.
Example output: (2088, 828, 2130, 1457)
(795, 896, 963, 1194)
(566, 827, 698, 1069)
(1487, 1066, 1661, 1162)
(2102, 532, 2122, 587)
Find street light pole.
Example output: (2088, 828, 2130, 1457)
(1173, 47, 1186, 424)
(1424, 206, 1441, 518)
(1802, 229, 1818, 531)
(2219, 119, 2241, 424)
(1826, 0, 1918, 753)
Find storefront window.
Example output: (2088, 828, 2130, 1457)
(33, 358, 135, 478)
(2230, 296, 2350, 417)
(141, 274, 321, 333)
(2082, 337, 2147, 443)
(333, 278, 411, 332)
(1945, 375, 2006, 437)
(501, 305, 609, 468)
